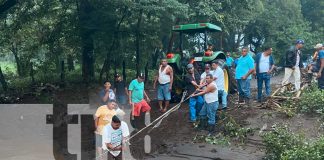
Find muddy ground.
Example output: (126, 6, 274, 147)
(0, 75, 323, 160)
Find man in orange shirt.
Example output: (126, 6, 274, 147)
(94, 100, 118, 158)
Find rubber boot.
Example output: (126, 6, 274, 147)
(197, 118, 208, 131)
(207, 124, 216, 136)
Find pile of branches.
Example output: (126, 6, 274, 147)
(258, 69, 313, 111)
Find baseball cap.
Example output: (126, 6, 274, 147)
(115, 73, 120, 77)
(187, 63, 194, 69)
(314, 43, 323, 49)
(295, 39, 304, 44)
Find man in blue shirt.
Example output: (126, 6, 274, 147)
(99, 81, 116, 105)
(235, 47, 255, 105)
(317, 46, 324, 89)
(254, 47, 275, 102)
(226, 52, 234, 69)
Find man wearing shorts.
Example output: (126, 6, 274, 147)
(128, 73, 151, 130)
(154, 59, 173, 112)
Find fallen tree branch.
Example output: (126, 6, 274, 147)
(271, 96, 300, 100)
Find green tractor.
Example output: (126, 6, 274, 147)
(166, 23, 236, 102)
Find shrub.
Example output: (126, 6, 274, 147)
(262, 124, 324, 160)
(298, 84, 324, 116)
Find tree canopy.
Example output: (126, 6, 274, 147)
(0, 0, 323, 92)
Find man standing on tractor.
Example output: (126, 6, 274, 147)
(185, 64, 204, 123)
(128, 73, 151, 130)
(154, 59, 174, 113)
(191, 74, 218, 135)
(226, 52, 234, 70)
(235, 47, 255, 105)
(281, 40, 304, 92)
(211, 60, 227, 110)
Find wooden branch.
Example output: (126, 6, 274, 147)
(296, 83, 308, 98)
(271, 87, 281, 97)
(272, 101, 282, 109)
(271, 96, 300, 100)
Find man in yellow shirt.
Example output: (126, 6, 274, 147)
(94, 100, 117, 158)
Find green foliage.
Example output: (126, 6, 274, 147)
(223, 116, 254, 143)
(298, 84, 324, 116)
(279, 83, 324, 118)
(193, 133, 231, 146)
(262, 124, 324, 160)
(0, 0, 322, 92)
(193, 114, 254, 146)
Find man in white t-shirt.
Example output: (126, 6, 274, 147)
(102, 115, 129, 160)
(211, 60, 227, 110)
(254, 47, 275, 102)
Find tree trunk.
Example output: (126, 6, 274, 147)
(79, 0, 95, 83)
(105, 59, 111, 81)
(30, 62, 35, 84)
(0, 66, 8, 92)
(67, 55, 74, 71)
(167, 18, 180, 53)
(11, 43, 23, 77)
(99, 7, 128, 82)
(122, 60, 126, 82)
(60, 60, 65, 84)
(144, 62, 148, 84)
(151, 48, 159, 68)
(99, 42, 114, 82)
(135, 9, 143, 77)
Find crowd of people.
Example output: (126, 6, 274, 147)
(92, 40, 324, 159)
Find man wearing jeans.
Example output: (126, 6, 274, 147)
(281, 40, 304, 91)
(211, 60, 227, 110)
(254, 47, 275, 102)
(316, 46, 324, 89)
(235, 47, 255, 105)
(192, 74, 218, 135)
(185, 64, 204, 123)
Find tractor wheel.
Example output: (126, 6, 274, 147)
(224, 65, 237, 94)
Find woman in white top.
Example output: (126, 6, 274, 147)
(192, 74, 218, 135)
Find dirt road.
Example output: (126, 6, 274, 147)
(0, 74, 322, 160)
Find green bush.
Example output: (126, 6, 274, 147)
(298, 85, 324, 116)
(262, 124, 324, 160)
(281, 137, 324, 160)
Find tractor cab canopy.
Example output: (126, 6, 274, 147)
(172, 23, 222, 33)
